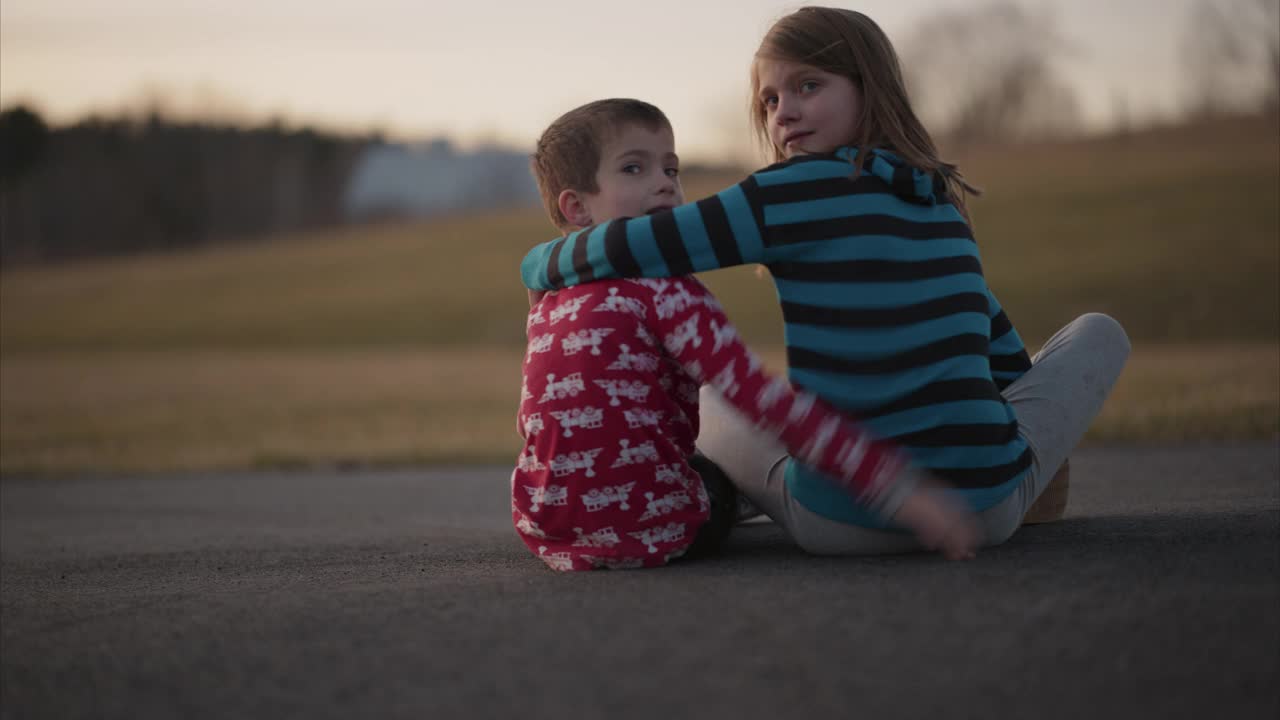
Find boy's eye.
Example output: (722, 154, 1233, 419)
(799, 80, 820, 93)
(664, 167, 680, 178)
(621, 163, 642, 175)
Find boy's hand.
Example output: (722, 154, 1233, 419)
(891, 479, 981, 561)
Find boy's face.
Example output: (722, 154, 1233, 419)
(579, 123, 684, 225)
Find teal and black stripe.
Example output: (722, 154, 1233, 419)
(780, 292, 989, 327)
(771, 255, 982, 282)
(520, 147, 1035, 524)
(603, 220, 639, 277)
(698, 195, 743, 267)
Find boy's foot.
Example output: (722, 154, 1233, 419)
(1022, 459, 1070, 525)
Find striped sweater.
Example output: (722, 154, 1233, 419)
(521, 147, 1033, 526)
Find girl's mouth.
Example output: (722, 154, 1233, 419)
(784, 131, 813, 146)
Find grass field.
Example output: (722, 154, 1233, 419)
(1, 115, 1277, 473)
(0, 344, 1275, 474)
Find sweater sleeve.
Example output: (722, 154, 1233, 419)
(650, 277, 917, 521)
(986, 286, 1032, 391)
(521, 177, 768, 291)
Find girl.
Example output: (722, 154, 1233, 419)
(519, 6, 1129, 554)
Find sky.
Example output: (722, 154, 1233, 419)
(0, 0, 1214, 162)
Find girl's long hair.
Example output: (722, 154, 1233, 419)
(750, 6, 981, 222)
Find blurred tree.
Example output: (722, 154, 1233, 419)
(899, 2, 1082, 144)
(0, 111, 376, 264)
(0, 106, 537, 265)
(1182, 0, 1280, 115)
(0, 106, 51, 261)
(0, 106, 50, 186)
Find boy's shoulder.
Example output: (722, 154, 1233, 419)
(616, 276, 710, 298)
(522, 275, 721, 338)
(604, 277, 718, 318)
(529, 276, 713, 323)
(526, 279, 651, 333)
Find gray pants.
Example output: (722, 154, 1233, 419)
(696, 313, 1131, 554)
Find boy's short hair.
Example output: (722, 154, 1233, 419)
(531, 98, 671, 231)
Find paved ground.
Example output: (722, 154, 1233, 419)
(2, 444, 1277, 720)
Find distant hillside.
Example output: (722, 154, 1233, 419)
(1, 114, 1275, 351)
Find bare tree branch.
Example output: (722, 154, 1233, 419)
(900, 2, 1082, 144)
(1182, 0, 1280, 115)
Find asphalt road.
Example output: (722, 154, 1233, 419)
(2, 444, 1277, 720)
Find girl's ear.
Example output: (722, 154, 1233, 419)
(557, 189, 593, 228)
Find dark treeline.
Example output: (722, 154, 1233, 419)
(0, 106, 374, 265)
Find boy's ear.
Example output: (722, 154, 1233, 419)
(557, 189, 593, 228)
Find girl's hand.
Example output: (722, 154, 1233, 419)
(891, 480, 981, 560)
(528, 289, 546, 307)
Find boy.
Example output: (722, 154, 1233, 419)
(513, 99, 977, 571)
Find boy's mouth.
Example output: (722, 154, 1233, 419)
(645, 205, 674, 215)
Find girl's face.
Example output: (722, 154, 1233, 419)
(755, 58, 862, 159)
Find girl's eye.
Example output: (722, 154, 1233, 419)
(762, 95, 779, 109)
(664, 167, 680, 178)
(621, 164, 642, 175)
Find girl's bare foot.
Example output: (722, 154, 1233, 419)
(891, 478, 980, 561)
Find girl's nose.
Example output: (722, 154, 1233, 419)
(775, 94, 799, 123)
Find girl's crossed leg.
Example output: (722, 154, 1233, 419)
(695, 313, 1130, 555)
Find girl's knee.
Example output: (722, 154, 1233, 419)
(1078, 313, 1131, 358)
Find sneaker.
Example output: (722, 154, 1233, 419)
(734, 494, 767, 524)
(685, 453, 738, 557)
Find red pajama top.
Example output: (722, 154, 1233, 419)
(512, 276, 910, 571)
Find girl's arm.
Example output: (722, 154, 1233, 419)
(653, 278, 915, 520)
(521, 178, 768, 291)
(986, 287, 1031, 391)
